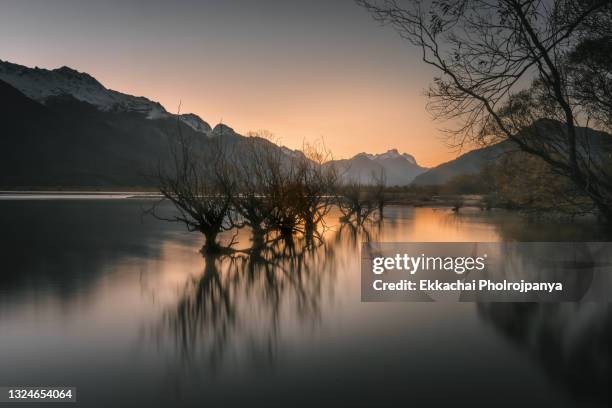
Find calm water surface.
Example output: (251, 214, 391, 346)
(0, 200, 609, 407)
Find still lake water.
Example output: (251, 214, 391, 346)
(0, 199, 609, 407)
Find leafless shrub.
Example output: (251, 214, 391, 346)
(338, 180, 377, 225)
(230, 135, 275, 248)
(294, 141, 339, 243)
(243, 132, 303, 240)
(151, 126, 346, 251)
(148, 125, 237, 253)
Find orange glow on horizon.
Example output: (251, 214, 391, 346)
(0, 1, 476, 168)
(102, 74, 464, 168)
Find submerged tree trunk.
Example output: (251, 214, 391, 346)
(304, 221, 316, 245)
(592, 197, 612, 224)
(201, 229, 222, 254)
(251, 227, 265, 249)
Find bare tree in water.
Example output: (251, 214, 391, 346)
(149, 126, 236, 253)
(242, 132, 303, 241)
(338, 180, 377, 225)
(356, 0, 612, 221)
(294, 141, 339, 244)
(371, 167, 387, 219)
(231, 133, 275, 249)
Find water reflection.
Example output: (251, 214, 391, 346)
(0, 201, 610, 407)
(155, 235, 338, 371)
(0, 200, 176, 304)
(478, 303, 611, 404)
(153, 208, 611, 407)
(461, 211, 612, 405)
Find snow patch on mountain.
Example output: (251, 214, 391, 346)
(211, 123, 236, 136)
(0, 60, 211, 134)
(280, 146, 303, 158)
(362, 149, 418, 165)
(328, 148, 427, 186)
(179, 113, 212, 133)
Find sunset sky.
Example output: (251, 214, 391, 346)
(0, 0, 467, 167)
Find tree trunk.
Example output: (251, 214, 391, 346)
(201, 229, 221, 254)
(251, 227, 265, 249)
(304, 221, 316, 245)
(591, 195, 612, 224)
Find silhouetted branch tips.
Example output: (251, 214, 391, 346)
(149, 123, 237, 253)
(357, 0, 612, 221)
(150, 127, 351, 253)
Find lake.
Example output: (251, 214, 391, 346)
(0, 199, 609, 407)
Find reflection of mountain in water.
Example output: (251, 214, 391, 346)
(464, 211, 612, 405)
(0, 199, 181, 303)
(478, 303, 611, 404)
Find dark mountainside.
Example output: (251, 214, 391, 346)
(412, 121, 611, 186)
(0, 60, 425, 188)
(0, 60, 305, 188)
(2, 60, 608, 190)
(0, 78, 292, 187)
(411, 141, 515, 186)
(0, 79, 208, 187)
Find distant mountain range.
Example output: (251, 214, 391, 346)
(0, 60, 297, 187)
(0, 60, 211, 133)
(411, 142, 514, 186)
(0, 59, 435, 188)
(412, 121, 611, 186)
(327, 149, 427, 186)
(4, 59, 601, 189)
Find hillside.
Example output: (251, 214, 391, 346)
(411, 142, 514, 186)
(0, 61, 299, 188)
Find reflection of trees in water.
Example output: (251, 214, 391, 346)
(0, 199, 175, 305)
(442, 210, 611, 404)
(156, 235, 341, 371)
(154, 220, 380, 373)
(447, 209, 612, 242)
(469, 216, 612, 405)
(334, 219, 381, 247)
(164, 254, 235, 368)
(478, 303, 611, 405)
(483, 243, 612, 301)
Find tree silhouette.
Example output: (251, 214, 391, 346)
(357, 0, 612, 220)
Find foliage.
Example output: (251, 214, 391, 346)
(485, 152, 597, 216)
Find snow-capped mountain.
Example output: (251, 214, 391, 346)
(0, 60, 211, 134)
(0, 59, 308, 187)
(179, 113, 212, 133)
(0, 59, 432, 188)
(327, 149, 427, 186)
(364, 148, 418, 165)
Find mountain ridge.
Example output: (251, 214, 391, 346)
(327, 148, 427, 186)
(357, 148, 419, 165)
(0, 59, 212, 134)
(411, 141, 514, 186)
(3, 59, 518, 189)
(412, 120, 611, 186)
(0, 60, 306, 188)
